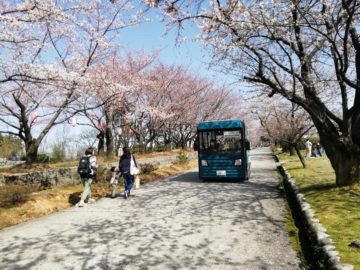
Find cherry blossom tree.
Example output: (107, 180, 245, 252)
(253, 98, 314, 168)
(144, 0, 360, 186)
(133, 63, 201, 150)
(91, 55, 238, 152)
(136, 62, 237, 150)
(0, 0, 145, 162)
(168, 81, 238, 149)
(77, 50, 158, 156)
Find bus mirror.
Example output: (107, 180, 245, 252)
(194, 137, 198, 151)
(245, 141, 251, 150)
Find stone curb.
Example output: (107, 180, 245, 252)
(0, 153, 197, 188)
(274, 155, 354, 270)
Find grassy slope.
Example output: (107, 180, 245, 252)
(278, 152, 360, 269)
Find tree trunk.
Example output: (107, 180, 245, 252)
(304, 100, 360, 186)
(105, 127, 113, 158)
(181, 140, 187, 149)
(164, 142, 172, 151)
(25, 140, 39, 163)
(138, 135, 145, 154)
(289, 145, 295, 156)
(295, 145, 306, 168)
(317, 126, 360, 186)
(327, 146, 360, 186)
(97, 131, 105, 156)
(104, 108, 114, 157)
(163, 132, 172, 151)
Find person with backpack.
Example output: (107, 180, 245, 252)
(76, 147, 97, 207)
(119, 147, 139, 199)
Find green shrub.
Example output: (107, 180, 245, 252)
(154, 145, 166, 152)
(174, 151, 189, 164)
(0, 184, 37, 207)
(270, 144, 277, 153)
(36, 153, 50, 163)
(0, 135, 23, 160)
(131, 145, 146, 154)
(50, 144, 66, 163)
(140, 163, 158, 174)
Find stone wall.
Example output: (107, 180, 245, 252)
(0, 152, 197, 189)
(0, 168, 80, 189)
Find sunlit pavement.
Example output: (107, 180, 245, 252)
(0, 147, 301, 270)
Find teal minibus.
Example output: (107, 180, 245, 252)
(194, 119, 251, 180)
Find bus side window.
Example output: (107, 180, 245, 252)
(194, 136, 198, 151)
(210, 139, 216, 150)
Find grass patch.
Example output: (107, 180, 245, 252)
(137, 160, 197, 184)
(284, 203, 304, 260)
(277, 152, 360, 269)
(0, 184, 38, 207)
(0, 158, 197, 230)
(0, 184, 83, 229)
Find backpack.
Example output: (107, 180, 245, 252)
(77, 156, 91, 177)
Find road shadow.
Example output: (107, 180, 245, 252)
(0, 148, 300, 269)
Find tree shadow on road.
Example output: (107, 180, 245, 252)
(0, 166, 300, 270)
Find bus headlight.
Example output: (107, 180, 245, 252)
(201, 160, 208, 166)
(234, 159, 242, 166)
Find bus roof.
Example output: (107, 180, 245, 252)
(197, 119, 245, 130)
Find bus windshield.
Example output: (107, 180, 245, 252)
(198, 129, 243, 152)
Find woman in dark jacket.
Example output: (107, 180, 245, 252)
(118, 147, 138, 199)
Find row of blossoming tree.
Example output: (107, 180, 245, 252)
(141, 0, 360, 186)
(0, 1, 246, 163)
(78, 51, 242, 157)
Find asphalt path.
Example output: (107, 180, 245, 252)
(0, 147, 302, 270)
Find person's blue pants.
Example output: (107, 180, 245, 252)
(123, 173, 134, 193)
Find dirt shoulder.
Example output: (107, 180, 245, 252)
(0, 157, 197, 230)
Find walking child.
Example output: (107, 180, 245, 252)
(109, 166, 120, 198)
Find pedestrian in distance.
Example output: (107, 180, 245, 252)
(76, 147, 97, 207)
(305, 139, 313, 158)
(311, 147, 317, 157)
(316, 143, 323, 157)
(118, 147, 139, 199)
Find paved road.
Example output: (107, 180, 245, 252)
(0, 148, 302, 270)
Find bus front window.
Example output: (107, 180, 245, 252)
(199, 130, 243, 152)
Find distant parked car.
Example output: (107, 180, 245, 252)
(10, 155, 19, 161)
(0, 158, 7, 166)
